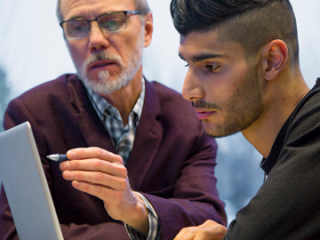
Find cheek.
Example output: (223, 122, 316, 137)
(123, 28, 145, 52)
(202, 72, 232, 99)
(109, 37, 132, 62)
(67, 42, 87, 67)
(201, 70, 245, 106)
(220, 64, 248, 94)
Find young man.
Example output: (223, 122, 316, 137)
(170, 0, 320, 239)
(0, 0, 227, 239)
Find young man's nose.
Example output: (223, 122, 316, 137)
(182, 70, 205, 102)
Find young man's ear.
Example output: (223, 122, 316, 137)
(261, 39, 288, 81)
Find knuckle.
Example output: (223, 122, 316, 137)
(69, 160, 80, 169)
(95, 172, 105, 182)
(96, 148, 104, 159)
(78, 149, 86, 156)
(122, 167, 128, 176)
(180, 228, 191, 235)
(88, 147, 102, 159)
(83, 184, 90, 191)
(114, 155, 124, 164)
(204, 219, 216, 226)
(94, 184, 103, 193)
(73, 160, 79, 168)
(118, 179, 127, 191)
(180, 227, 188, 233)
(117, 165, 127, 177)
(198, 229, 209, 236)
(79, 182, 89, 191)
(75, 171, 83, 179)
(94, 159, 104, 170)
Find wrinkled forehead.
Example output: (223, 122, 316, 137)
(60, 0, 136, 20)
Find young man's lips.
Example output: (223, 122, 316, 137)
(196, 111, 216, 120)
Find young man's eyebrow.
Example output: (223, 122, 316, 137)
(178, 52, 227, 63)
(192, 53, 228, 63)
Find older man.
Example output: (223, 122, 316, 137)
(170, 0, 320, 239)
(0, 0, 226, 239)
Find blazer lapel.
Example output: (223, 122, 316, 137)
(126, 80, 163, 190)
(66, 76, 163, 189)
(67, 75, 116, 153)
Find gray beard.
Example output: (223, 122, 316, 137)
(76, 40, 144, 96)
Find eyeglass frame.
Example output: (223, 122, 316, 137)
(59, 10, 144, 40)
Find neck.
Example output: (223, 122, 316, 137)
(242, 70, 310, 158)
(100, 68, 143, 126)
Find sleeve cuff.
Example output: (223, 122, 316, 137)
(125, 193, 160, 240)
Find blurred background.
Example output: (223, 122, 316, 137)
(0, 0, 319, 224)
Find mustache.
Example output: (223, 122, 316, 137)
(83, 51, 122, 68)
(192, 100, 221, 110)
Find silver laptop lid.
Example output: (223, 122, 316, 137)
(0, 122, 63, 240)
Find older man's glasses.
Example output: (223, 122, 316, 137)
(60, 11, 143, 40)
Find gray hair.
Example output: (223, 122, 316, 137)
(56, 0, 151, 23)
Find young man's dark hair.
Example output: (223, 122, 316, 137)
(171, 0, 299, 64)
(170, 0, 320, 239)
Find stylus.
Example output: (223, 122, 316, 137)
(47, 154, 68, 162)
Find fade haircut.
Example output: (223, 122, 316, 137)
(170, 0, 299, 64)
(56, 0, 151, 23)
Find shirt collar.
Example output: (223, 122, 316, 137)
(86, 78, 145, 125)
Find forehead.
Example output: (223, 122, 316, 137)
(179, 29, 245, 61)
(61, 0, 136, 19)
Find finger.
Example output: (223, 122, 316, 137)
(174, 227, 198, 240)
(67, 147, 123, 164)
(193, 225, 227, 240)
(60, 159, 127, 178)
(71, 180, 131, 209)
(62, 170, 127, 191)
(71, 180, 125, 205)
(201, 220, 218, 228)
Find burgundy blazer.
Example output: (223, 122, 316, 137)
(0, 74, 226, 240)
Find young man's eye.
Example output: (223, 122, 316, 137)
(205, 64, 219, 71)
(184, 63, 189, 67)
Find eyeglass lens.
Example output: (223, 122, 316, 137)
(63, 12, 128, 39)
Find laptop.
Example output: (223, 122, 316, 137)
(0, 122, 64, 240)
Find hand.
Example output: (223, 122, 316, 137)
(174, 220, 227, 240)
(59, 147, 149, 236)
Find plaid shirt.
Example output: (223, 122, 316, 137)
(86, 79, 160, 240)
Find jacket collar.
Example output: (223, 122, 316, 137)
(67, 75, 163, 189)
(67, 74, 116, 153)
(126, 79, 163, 189)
